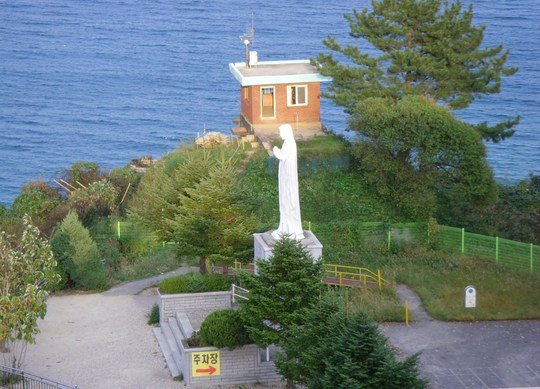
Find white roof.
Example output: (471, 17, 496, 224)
(229, 59, 331, 86)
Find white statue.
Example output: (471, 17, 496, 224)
(271, 124, 304, 240)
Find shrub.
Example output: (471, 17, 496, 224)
(68, 179, 119, 223)
(147, 304, 160, 325)
(186, 330, 201, 347)
(98, 239, 123, 275)
(11, 180, 62, 233)
(158, 272, 231, 294)
(49, 227, 75, 290)
(114, 246, 181, 282)
(199, 309, 251, 349)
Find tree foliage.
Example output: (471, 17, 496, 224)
(10, 181, 62, 232)
(314, 0, 519, 142)
(238, 237, 324, 350)
(351, 96, 496, 219)
(279, 293, 426, 388)
(128, 148, 221, 241)
(446, 177, 540, 244)
(170, 157, 259, 271)
(68, 179, 119, 223)
(67, 161, 104, 187)
(50, 212, 109, 290)
(0, 216, 60, 368)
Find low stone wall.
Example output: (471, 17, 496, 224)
(180, 342, 281, 387)
(157, 289, 282, 387)
(158, 290, 232, 323)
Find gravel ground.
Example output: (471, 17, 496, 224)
(24, 290, 180, 389)
(21, 267, 283, 389)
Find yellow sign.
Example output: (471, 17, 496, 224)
(191, 351, 220, 377)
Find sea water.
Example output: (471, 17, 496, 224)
(1, 0, 538, 206)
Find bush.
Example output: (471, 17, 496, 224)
(50, 227, 75, 290)
(199, 309, 251, 349)
(147, 304, 160, 325)
(158, 272, 231, 294)
(11, 180, 62, 233)
(186, 330, 201, 347)
(114, 246, 181, 282)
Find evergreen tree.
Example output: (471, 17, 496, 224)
(51, 211, 109, 290)
(238, 237, 324, 386)
(280, 293, 426, 389)
(315, 0, 519, 142)
(350, 96, 496, 219)
(170, 157, 259, 272)
(128, 149, 215, 241)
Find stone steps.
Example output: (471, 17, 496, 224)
(176, 312, 194, 339)
(152, 326, 181, 378)
(153, 319, 184, 378)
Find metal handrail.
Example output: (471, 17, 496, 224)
(324, 264, 387, 289)
(0, 365, 77, 389)
(231, 284, 250, 303)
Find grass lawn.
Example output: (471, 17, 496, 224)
(334, 249, 540, 322)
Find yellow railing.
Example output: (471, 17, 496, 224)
(232, 261, 254, 272)
(232, 261, 387, 290)
(323, 264, 387, 290)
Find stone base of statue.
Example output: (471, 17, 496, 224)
(253, 230, 323, 274)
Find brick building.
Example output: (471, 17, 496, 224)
(229, 59, 330, 142)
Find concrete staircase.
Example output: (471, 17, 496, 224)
(153, 312, 195, 378)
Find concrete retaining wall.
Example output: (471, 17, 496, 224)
(180, 342, 281, 387)
(158, 290, 232, 323)
(157, 289, 282, 387)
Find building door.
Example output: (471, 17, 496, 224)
(261, 87, 275, 118)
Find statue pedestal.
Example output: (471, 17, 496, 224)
(253, 230, 323, 274)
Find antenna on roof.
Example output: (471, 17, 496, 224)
(240, 12, 255, 67)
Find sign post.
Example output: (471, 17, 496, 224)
(192, 351, 220, 377)
(464, 285, 476, 308)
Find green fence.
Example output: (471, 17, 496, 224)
(101, 220, 539, 275)
(310, 221, 427, 253)
(438, 226, 539, 274)
(92, 221, 160, 246)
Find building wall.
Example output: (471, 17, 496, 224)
(241, 82, 321, 126)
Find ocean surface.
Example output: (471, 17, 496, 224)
(1, 0, 538, 207)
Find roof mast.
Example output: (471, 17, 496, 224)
(240, 12, 255, 67)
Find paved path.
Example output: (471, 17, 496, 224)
(103, 266, 195, 296)
(380, 284, 540, 389)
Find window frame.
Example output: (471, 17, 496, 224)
(287, 85, 308, 107)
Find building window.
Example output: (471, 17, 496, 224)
(288, 85, 307, 106)
(243, 87, 249, 100)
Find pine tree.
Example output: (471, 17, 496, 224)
(239, 238, 324, 348)
(349, 96, 497, 219)
(170, 157, 259, 273)
(51, 211, 109, 290)
(315, 0, 519, 142)
(128, 149, 215, 241)
(279, 293, 426, 389)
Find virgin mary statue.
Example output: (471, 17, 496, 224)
(271, 124, 304, 240)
